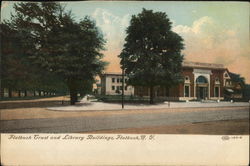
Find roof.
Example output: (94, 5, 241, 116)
(182, 61, 225, 69)
(100, 72, 122, 76)
(101, 61, 226, 76)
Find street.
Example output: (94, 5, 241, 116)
(1, 106, 249, 133)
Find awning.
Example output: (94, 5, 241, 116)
(226, 88, 234, 93)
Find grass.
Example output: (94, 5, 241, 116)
(0, 95, 65, 101)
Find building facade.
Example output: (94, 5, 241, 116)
(100, 72, 134, 96)
(100, 61, 243, 101)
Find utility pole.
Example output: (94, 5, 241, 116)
(122, 54, 125, 109)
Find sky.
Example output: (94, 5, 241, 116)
(1, 1, 250, 83)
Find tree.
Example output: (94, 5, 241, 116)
(119, 9, 184, 104)
(1, 15, 67, 98)
(5, 2, 106, 104)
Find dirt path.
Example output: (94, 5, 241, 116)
(1, 106, 248, 121)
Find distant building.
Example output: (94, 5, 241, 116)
(100, 72, 134, 96)
(224, 71, 244, 99)
(99, 61, 244, 101)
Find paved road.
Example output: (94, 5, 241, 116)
(0, 107, 249, 133)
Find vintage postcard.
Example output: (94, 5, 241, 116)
(0, 1, 249, 165)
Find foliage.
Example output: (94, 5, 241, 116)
(1, 17, 67, 96)
(2, 2, 107, 104)
(119, 9, 184, 104)
(228, 72, 245, 86)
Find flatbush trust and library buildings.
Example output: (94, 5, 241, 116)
(99, 61, 243, 101)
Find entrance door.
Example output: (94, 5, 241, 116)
(197, 87, 208, 100)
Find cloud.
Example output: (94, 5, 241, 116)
(91, 8, 130, 53)
(91, 8, 131, 72)
(90, 10, 250, 83)
(173, 16, 250, 83)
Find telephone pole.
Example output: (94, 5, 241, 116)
(122, 54, 125, 109)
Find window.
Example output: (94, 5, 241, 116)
(112, 78, 115, 83)
(125, 86, 127, 91)
(120, 86, 123, 90)
(184, 85, 189, 97)
(214, 87, 219, 97)
(116, 86, 120, 91)
(196, 76, 208, 83)
(117, 78, 120, 83)
(120, 78, 123, 83)
(184, 76, 190, 83)
(112, 86, 115, 90)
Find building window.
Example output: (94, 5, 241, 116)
(214, 87, 219, 97)
(117, 78, 120, 83)
(196, 76, 208, 83)
(112, 86, 115, 90)
(215, 87, 219, 97)
(120, 86, 123, 90)
(184, 85, 190, 97)
(120, 78, 123, 83)
(112, 78, 115, 83)
(125, 86, 127, 91)
(184, 76, 190, 83)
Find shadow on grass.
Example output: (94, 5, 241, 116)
(0, 100, 71, 109)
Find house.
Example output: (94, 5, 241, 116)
(99, 61, 244, 101)
(224, 71, 245, 100)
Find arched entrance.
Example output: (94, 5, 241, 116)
(196, 76, 208, 100)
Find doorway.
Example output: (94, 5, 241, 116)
(196, 76, 209, 100)
(197, 87, 208, 100)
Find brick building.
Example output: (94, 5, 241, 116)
(100, 61, 243, 101)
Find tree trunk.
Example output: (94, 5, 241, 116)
(69, 88, 77, 105)
(68, 79, 78, 105)
(149, 86, 154, 104)
(24, 90, 27, 97)
(0, 87, 4, 98)
(18, 90, 21, 97)
(8, 88, 12, 98)
(39, 90, 41, 96)
(33, 91, 36, 97)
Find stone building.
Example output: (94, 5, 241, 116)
(100, 72, 134, 96)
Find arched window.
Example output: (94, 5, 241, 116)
(196, 76, 208, 83)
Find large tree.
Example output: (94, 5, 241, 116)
(4, 2, 106, 104)
(1, 23, 67, 98)
(119, 9, 184, 104)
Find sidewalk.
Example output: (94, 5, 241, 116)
(47, 97, 249, 111)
